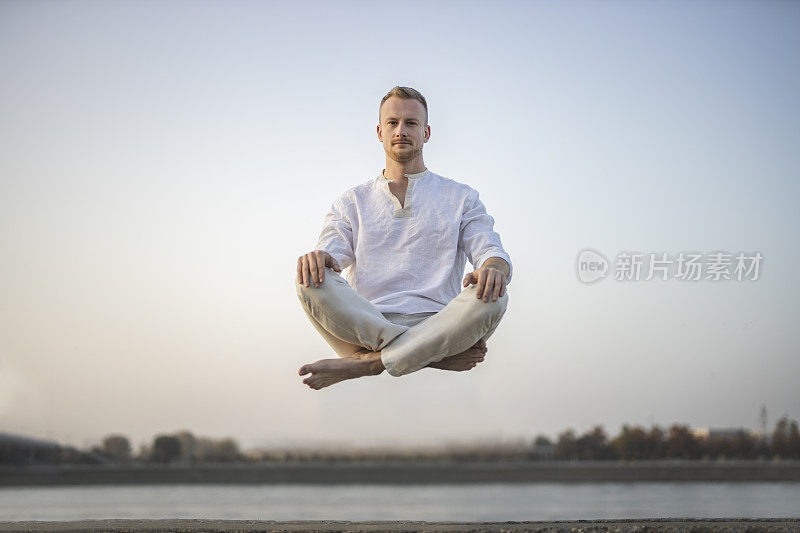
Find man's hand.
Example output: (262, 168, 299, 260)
(297, 250, 341, 288)
(462, 258, 509, 302)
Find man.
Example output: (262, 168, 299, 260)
(296, 86, 512, 390)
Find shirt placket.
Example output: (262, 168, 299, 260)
(384, 179, 416, 218)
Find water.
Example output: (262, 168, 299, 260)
(1, 483, 799, 521)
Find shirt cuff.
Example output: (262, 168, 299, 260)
(319, 250, 353, 272)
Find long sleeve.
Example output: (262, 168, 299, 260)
(314, 196, 356, 270)
(458, 190, 513, 284)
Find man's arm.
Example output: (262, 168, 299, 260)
(459, 190, 513, 302)
(297, 197, 355, 288)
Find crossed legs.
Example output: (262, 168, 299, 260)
(296, 267, 508, 389)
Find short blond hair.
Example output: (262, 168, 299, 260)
(379, 86, 428, 124)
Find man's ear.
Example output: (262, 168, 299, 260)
(423, 124, 431, 143)
(377, 124, 383, 141)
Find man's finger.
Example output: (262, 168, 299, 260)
(499, 276, 506, 297)
(485, 271, 502, 302)
(476, 268, 488, 298)
(297, 257, 303, 284)
(315, 250, 326, 284)
(330, 257, 341, 272)
(301, 256, 310, 287)
(482, 273, 496, 302)
(308, 253, 319, 287)
(491, 273, 502, 301)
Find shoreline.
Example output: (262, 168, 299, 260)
(1, 519, 799, 532)
(2, 460, 799, 486)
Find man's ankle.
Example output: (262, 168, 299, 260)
(346, 348, 372, 360)
(363, 352, 385, 375)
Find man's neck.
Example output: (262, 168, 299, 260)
(383, 157, 426, 183)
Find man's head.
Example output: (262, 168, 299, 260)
(379, 86, 428, 125)
(377, 86, 431, 164)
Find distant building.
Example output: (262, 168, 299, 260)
(691, 428, 761, 440)
(0, 432, 61, 465)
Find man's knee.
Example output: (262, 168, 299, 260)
(461, 284, 509, 316)
(295, 267, 342, 306)
(480, 291, 508, 320)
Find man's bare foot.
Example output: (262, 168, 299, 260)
(298, 352, 384, 390)
(427, 339, 487, 371)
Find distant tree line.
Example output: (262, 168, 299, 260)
(543, 417, 800, 461)
(75, 416, 800, 464)
(5, 417, 799, 466)
(92, 430, 242, 464)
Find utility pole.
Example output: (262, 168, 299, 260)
(759, 404, 768, 435)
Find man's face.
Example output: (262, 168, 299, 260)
(377, 96, 430, 164)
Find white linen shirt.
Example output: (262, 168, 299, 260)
(315, 168, 513, 314)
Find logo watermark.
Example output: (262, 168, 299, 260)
(576, 249, 763, 284)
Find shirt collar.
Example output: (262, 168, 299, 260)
(378, 168, 430, 182)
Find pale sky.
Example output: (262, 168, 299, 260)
(1, 0, 798, 451)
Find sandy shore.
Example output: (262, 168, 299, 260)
(0, 519, 798, 532)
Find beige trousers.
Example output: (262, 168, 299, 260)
(296, 267, 509, 377)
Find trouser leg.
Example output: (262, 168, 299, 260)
(295, 267, 409, 358)
(298, 305, 367, 358)
(380, 284, 509, 377)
